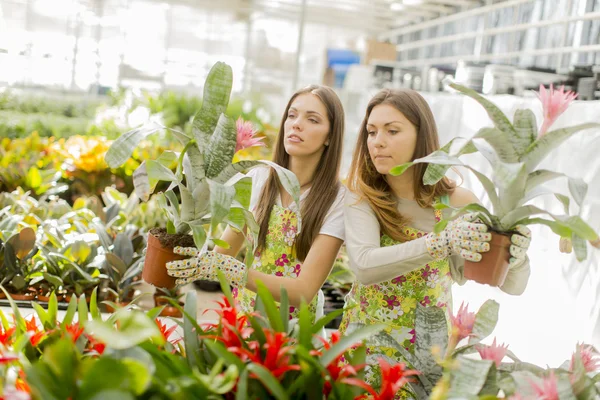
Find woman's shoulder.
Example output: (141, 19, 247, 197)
(448, 186, 480, 208)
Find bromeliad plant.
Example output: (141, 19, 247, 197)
(105, 61, 297, 288)
(0, 275, 418, 399)
(391, 82, 599, 275)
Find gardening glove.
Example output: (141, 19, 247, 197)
(508, 225, 531, 268)
(425, 212, 491, 262)
(165, 247, 248, 288)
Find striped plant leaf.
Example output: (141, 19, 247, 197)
(105, 123, 161, 168)
(208, 180, 236, 233)
(449, 82, 517, 140)
(204, 114, 237, 179)
(513, 109, 537, 150)
(493, 161, 528, 216)
(192, 62, 233, 147)
(522, 122, 600, 171)
(474, 127, 519, 162)
(183, 144, 205, 192)
(214, 160, 261, 184)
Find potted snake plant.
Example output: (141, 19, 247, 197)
(391, 82, 599, 286)
(105, 62, 299, 289)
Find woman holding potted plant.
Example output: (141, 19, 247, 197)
(166, 85, 346, 321)
(338, 88, 532, 396)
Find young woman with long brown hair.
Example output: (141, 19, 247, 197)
(165, 85, 346, 321)
(339, 88, 532, 397)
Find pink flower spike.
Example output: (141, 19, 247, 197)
(476, 337, 509, 367)
(449, 302, 476, 342)
(530, 371, 559, 400)
(569, 342, 600, 373)
(536, 84, 578, 137)
(235, 117, 265, 153)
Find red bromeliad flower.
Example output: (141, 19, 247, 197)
(0, 326, 15, 346)
(449, 302, 476, 342)
(24, 316, 46, 347)
(85, 334, 106, 355)
(353, 358, 420, 400)
(204, 296, 253, 349)
(155, 318, 181, 346)
(530, 371, 559, 400)
(310, 331, 366, 397)
(536, 84, 578, 137)
(15, 369, 31, 395)
(231, 330, 300, 380)
(64, 322, 85, 343)
(235, 117, 265, 153)
(476, 337, 509, 367)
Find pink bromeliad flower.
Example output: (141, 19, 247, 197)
(536, 84, 578, 137)
(449, 302, 476, 342)
(476, 337, 509, 367)
(530, 371, 559, 400)
(235, 117, 265, 153)
(569, 343, 600, 373)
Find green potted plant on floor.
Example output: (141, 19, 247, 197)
(105, 61, 299, 289)
(391, 82, 599, 286)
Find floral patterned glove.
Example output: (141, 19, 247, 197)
(508, 225, 531, 268)
(165, 247, 248, 287)
(425, 213, 492, 262)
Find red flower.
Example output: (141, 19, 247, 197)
(311, 331, 366, 397)
(204, 296, 253, 349)
(24, 316, 46, 347)
(85, 334, 106, 355)
(231, 330, 300, 380)
(355, 358, 420, 400)
(64, 322, 85, 343)
(155, 318, 181, 346)
(0, 326, 15, 346)
(15, 369, 31, 394)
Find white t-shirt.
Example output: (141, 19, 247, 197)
(246, 166, 346, 241)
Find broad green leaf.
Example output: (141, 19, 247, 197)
(256, 161, 301, 230)
(192, 178, 210, 220)
(572, 233, 588, 262)
(525, 169, 565, 192)
(255, 280, 284, 332)
(568, 177, 587, 206)
(522, 122, 600, 171)
(85, 310, 163, 349)
(208, 180, 236, 233)
(78, 358, 151, 398)
(474, 127, 519, 162)
(61, 295, 79, 328)
(319, 324, 384, 367)
(190, 223, 207, 251)
(390, 162, 414, 177)
(204, 114, 237, 179)
(211, 238, 230, 249)
(500, 205, 549, 229)
(178, 184, 195, 228)
(555, 194, 571, 214)
(414, 304, 447, 382)
(183, 144, 206, 192)
(235, 369, 249, 400)
(146, 159, 177, 185)
(132, 162, 151, 202)
(32, 302, 50, 328)
(468, 300, 499, 345)
(311, 307, 345, 336)
(89, 287, 101, 321)
(297, 302, 312, 348)
(105, 123, 161, 168)
(494, 161, 528, 216)
(246, 364, 288, 400)
(512, 109, 538, 151)
(279, 286, 289, 333)
(214, 160, 260, 184)
(183, 291, 201, 369)
(233, 176, 253, 209)
(48, 291, 58, 327)
(78, 294, 89, 325)
(449, 82, 518, 140)
(204, 340, 245, 370)
(192, 62, 233, 147)
(114, 233, 134, 266)
(447, 357, 494, 397)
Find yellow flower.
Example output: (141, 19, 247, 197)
(401, 297, 417, 313)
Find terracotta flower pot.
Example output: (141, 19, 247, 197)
(464, 232, 511, 287)
(9, 291, 36, 301)
(159, 305, 183, 318)
(142, 232, 187, 289)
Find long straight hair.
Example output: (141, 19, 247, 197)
(254, 85, 345, 261)
(347, 88, 454, 242)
